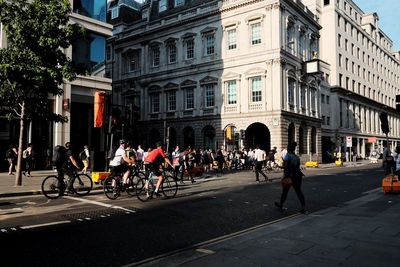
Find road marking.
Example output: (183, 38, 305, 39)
(0, 208, 24, 215)
(196, 248, 215, 255)
(20, 220, 71, 230)
(63, 196, 136, 213)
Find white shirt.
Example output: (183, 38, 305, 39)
(84, 148, 90, 159)
(109, 146, 126, 166)
(136, 147, 144, 161)
(254, 149, 266, 162)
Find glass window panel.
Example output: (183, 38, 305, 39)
(227, 81, 237, 104)
(186, 88, 194, 109)
(205, 84, 215, 107)
(72, 32, 106, 76)
(227, 29, 237, 50)
(73, 0, 106, 22)
(251, 77, 262, 102)
(251, 22, 261, 45)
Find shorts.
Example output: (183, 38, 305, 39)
(145, 162, 162, 176)
(110, 165, 128, 176)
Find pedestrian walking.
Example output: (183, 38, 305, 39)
(79, 145, 90, 174)
(275, 142, 306, 214)
(254, 145, 268, 183)
(6, 144, 17, 175)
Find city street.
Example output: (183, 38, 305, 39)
(0, 163, 394, 266)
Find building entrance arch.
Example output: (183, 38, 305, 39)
(244, 123, 270, 152)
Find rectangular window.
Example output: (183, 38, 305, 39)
(311, 89, 316, 113)
(327, 116, 330, 125)
(300, 85, 306, 109)
(322, 116, 326, 125)
(324, 0, 330, 6)
(288, 78, 295, 105)
(326, 95, 330, 104)
(159, 0, 167, 12)
(128, 52, 139, 72)
(205, 84, 215, 107)
(150, 94, 160, 113)
(152, 46, 160, 67)
(251, 77, 262, 102)
(167, 43, 177, 63)
(227, 29, 237, 50)
(321, 94, 325, 103)
(186, 88, 194, 109)
(174, 0, 184, 7)
(251, 22, 262, 45)
(167, 91, 176, 111)
(205, 35, 215, 55)
(111, 7, 119, 19)
(185, 39, 194, 59)
(227, 80, 237, 105)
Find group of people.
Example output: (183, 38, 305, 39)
(5, 143, 34, 176)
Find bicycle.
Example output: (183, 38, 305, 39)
(41, 170, 93, 199)
(264, 160, 281, 173)
(103, 164, 145, 200)
(135, 164, 178, 202)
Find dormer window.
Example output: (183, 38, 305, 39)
(175, 0, 185, 7)
(159, 0, 167, 12)
(111, 7, 119, 19)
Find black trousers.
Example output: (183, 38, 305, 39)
(280, 177, 305, 207)
(255, 161, 267, 181)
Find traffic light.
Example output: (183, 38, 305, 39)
(240, 129, 245, 140)
(379, 112, 389, 134)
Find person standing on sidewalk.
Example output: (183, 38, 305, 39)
(254, 145, 268, 183)
(6, 144, 17, 175)
(22, 143, 33, 177)
(275, 142, 306, 214)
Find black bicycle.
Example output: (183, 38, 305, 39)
(103, 164, 145, 200)
(135, 164, 178, 202)
(42, 170, 93, 199)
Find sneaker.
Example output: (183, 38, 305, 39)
(191, 179, 196, 184)
(300, 209, 307, 214)
(22, 172, 26, 176)
(274, 202, 283, 210)
(154, 191, 161, 197)
(256, 180, 260, 184)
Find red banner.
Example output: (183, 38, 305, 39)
(367, 137, 377, 143)
(94, 91, 105, 128)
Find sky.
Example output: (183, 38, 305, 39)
(355, 0, 400, 51)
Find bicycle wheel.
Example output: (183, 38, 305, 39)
(103, 175, 120, 200)
(161, 175, 178, 198)
(42, 175, 62, 199)
(127, 171, 145, 196)
(72, 173, 93, 196)
(135, 177, 154, 202)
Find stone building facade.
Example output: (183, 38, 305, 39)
(109, 0, 324, 162)
(304, 0, 400, 161)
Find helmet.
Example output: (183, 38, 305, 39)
(119, 139, 126, 145)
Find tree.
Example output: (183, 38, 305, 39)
(0, 0, 85, 186)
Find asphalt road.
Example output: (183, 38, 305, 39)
(0, 165, 383, 267)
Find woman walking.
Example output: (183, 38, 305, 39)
(274, 142, 306, 214)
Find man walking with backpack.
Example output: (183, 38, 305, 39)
(80, 145, 90, 174)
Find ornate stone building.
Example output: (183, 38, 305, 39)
(304, 0, 400, 161)
(109, 0, 324, 161)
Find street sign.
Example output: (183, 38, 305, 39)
(346, 136, 352, 147)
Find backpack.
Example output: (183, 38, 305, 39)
(6, 148, 15, 159)
(52, 145, 66, 165)
(23, 149, 29, 159)
(79, 150, 87, 160)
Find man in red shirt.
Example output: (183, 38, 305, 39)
(145, 142, 173, 196)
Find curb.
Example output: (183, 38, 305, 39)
(0, 185, 104, 198)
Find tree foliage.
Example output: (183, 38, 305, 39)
(0, 0, 85, 121)
(0, 0, 85, 185)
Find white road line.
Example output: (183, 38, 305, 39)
(20, 220, 71, 230)
(63, 196, 136, 213)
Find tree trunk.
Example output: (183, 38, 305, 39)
(15, 101, 25, 186)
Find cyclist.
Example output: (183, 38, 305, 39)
(144, 142, 173, 196)
(109, 139, 135, 190)
(64, 142, 81, 193)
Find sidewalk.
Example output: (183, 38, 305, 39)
(0, 160, 371, 198)
(135, 188, 400, 267)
